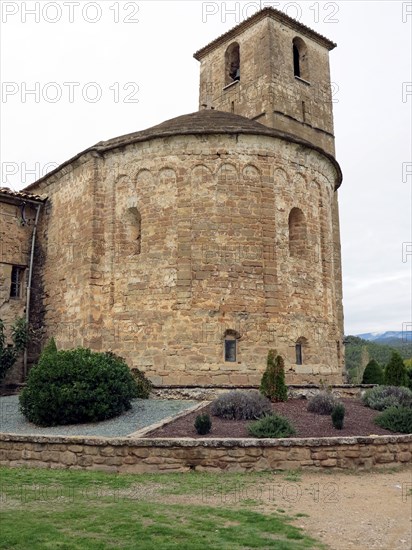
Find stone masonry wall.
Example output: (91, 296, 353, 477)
(1, 433, 411, 473)
(28, 153, 103, 352)
(28, 131, 343, 386)
(197, 17, 335, 155)
(0, 199, 40, 383)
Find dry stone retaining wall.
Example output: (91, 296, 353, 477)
(1, 433, 410, 473)
(150, 384, 375, 401)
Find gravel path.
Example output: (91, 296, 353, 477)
(0, 396, 195, 437)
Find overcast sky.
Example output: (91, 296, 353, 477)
(1, 0, 411, 336)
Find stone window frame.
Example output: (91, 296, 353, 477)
(288, 207, 307, 258)
(295, 336, 309, 365)
(223, 329, 241, 363)
(224, 42, 240, 87)
(125, 206, 142, 256)
(10, 265, 24, 299)
(292, 37, 310, 82)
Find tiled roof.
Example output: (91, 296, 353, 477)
(96, 110, 313, 149)
(194, 7, 337, 61)
(25, 110, 342, 190)
(0, 187, 47, 202)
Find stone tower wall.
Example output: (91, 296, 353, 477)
(197, 16, 335, 155)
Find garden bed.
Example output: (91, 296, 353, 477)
(146, 398, 399, 438)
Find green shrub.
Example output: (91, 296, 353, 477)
(194, 414, 212, 435)
(260, 349, 288, 402)
(374, 406, 412, 434)
(19, 348, 138, 426)
(210, 390, 271, 420)
(41, 337, 58, 358)
(0, 318, 29, 382)
(406, 364, 412, 391)
(362, 385, 412, 411)
(131, 367, 153, 399)
(248, 414, 296, 438)
(307, 391, 340, 415)
(331, 403, 345, 430)
(362, 359, 384, 385)
(384, 352, 408, 387)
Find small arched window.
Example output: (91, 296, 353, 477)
(295, 337, 308, 365)
(225, 42, 240, 85)
(125, 206, 141, 255)
(293, 37, 309, 81)
(224, 329, 240, 362)
(288, 207, 307, 258)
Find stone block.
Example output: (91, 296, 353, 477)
(60, 451, 77, 466)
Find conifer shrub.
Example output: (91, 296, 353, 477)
(384, 352, 408, 387)
(260, 349, 288, 402)
(131, 367, 153, 399)
(41, 337, 58, 357)
(19, 348, 139, 426)
(210, 390, 271, 420)
(374, 406, 412, 434)
(194, 414, 212, 435)
(248, 413, 296, 438)
(406, 364, 412, 391)
(362, 359, 384, 385)
(362, 385, 412, 411)
(307, 391, 340, 415)
(331, 403, 345, 430)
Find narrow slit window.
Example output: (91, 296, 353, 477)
(293, 44, 300, 77)
(289, 207, 307, 258)
(225, 339, 237, 362)
(295, 343, 303, 365)
(125, 207, 141, 255)
(10, 266, 24, 298)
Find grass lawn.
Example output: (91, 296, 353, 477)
(0, 467, 325, 549)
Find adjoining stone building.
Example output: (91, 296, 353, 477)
(0, 188, 46, 383)
(1, 7, 345, 386)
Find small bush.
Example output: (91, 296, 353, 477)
(362, 385, 412, 411)
(362, 359, 384, 385)
(248, 414, 296, 438)
(260, 349, 288, 402)
(384, 352, 408, 387)
(307, 391, 339, 415)
(210, 390, 271, 420)
(194, 414, 212, 435)
(374, 407, 412, 434)
(19, 348, 138, 426)
(0, 318, 29, 382)
(131, 367, 153, 399)
(331, 403, 345, 430)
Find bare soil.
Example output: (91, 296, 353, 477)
(147, 398, 398, 438)
(155, 468, 412, 550)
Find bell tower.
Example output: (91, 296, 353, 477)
(194, 7, 337, 156)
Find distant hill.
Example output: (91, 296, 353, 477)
(356, 331, 412, 344)
(345, 334, 412, 383)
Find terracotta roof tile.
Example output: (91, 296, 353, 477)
(25, 110, 342, 190)
(194, 7, 337, 61)
(0, 187, 47, 202)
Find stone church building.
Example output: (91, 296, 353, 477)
(0, 8, 344, 387)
